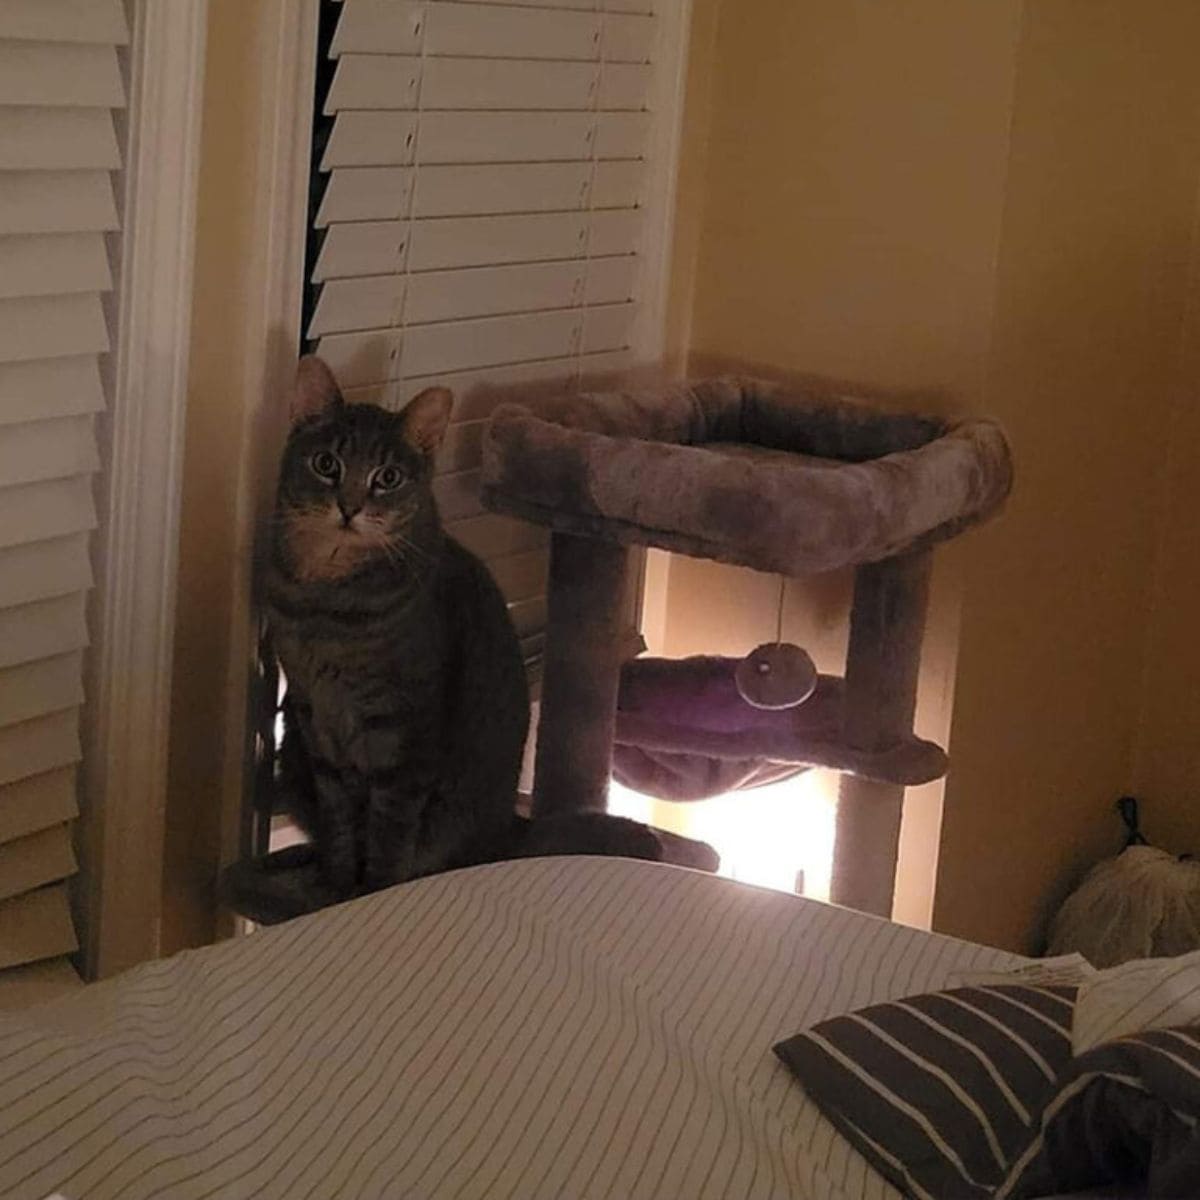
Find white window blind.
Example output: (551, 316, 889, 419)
(0, 0, 128, 983)
(307, 0, 668, 679)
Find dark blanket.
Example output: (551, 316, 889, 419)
(999, 1026, 1200, 1199)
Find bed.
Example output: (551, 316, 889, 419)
(0, 857, 1035, 1199)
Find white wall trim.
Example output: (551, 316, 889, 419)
(214, 0, 320, 879)
(83, 0, 209, 979)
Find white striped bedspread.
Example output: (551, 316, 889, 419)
(0, 857, 1020, 1200)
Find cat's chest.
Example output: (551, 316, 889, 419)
(274, 621, 441, 692)
(270, 583, 445, 704)
(277, 625, 445, 766)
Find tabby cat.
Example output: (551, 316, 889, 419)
(230, 356, 662, 924)
(263, 354, 529, 905)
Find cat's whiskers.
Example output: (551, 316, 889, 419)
(390, 530, 437, 578)
(374, 525, 427, 581)
(377, 540, 414, 579)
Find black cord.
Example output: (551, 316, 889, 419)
(1117, 795, 1149, 847)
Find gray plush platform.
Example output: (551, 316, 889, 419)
(481, 376, 1012, 575)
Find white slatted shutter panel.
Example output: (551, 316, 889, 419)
(0, 0, 129, 979)
(309, 0, 671, 682)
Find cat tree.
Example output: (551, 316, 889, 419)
(480, 376, 1013, 916)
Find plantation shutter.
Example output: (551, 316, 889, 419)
(307, 0, 661, 680)
(0, 0, 128, 986)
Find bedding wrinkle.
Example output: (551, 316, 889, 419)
(502, 871, 695, 1200)
(659, 903, 808, 1199)
(500, 876, 699, 1198)
(98, 868, 492, 1199)
(691, 903, 818, 1199)
(262, 864, 547, 1200)
(596, 887, 754, 1199)
(0, 858, 1020, 1200)
(546, 882, 747, 1197)
(618, 889, 784, 1199)
(308, 864, 584, 1200)
(3, 885, 404, 1196)
(408, 866, 643, 1198)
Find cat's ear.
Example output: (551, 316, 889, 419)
(400, 386, 453, 457)
(290, 355, 343, 424)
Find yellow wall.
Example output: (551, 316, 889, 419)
(1132, 191, 1200, 855)
(933, 1, 1200, 947)
(668, 0, 1200, 949)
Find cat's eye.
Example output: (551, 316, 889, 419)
(309, 450, 342, 483)
(370, 464, 406, 493)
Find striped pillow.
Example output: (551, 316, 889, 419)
(773, 984, 1075, 1200)
(997, 1024, 1200, 1199)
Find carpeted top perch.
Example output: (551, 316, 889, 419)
(481, 376, 1012, 576)
(481, 376, 1014, 918)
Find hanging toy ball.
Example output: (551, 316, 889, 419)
(735, 642, 818, 710)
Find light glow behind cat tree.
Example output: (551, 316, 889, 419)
(609, 772, 837, 902)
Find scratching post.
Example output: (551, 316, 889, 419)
(831, 550, 932, 916)
(482, 377, 1012, 913)
(534, 533, 629, 817)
